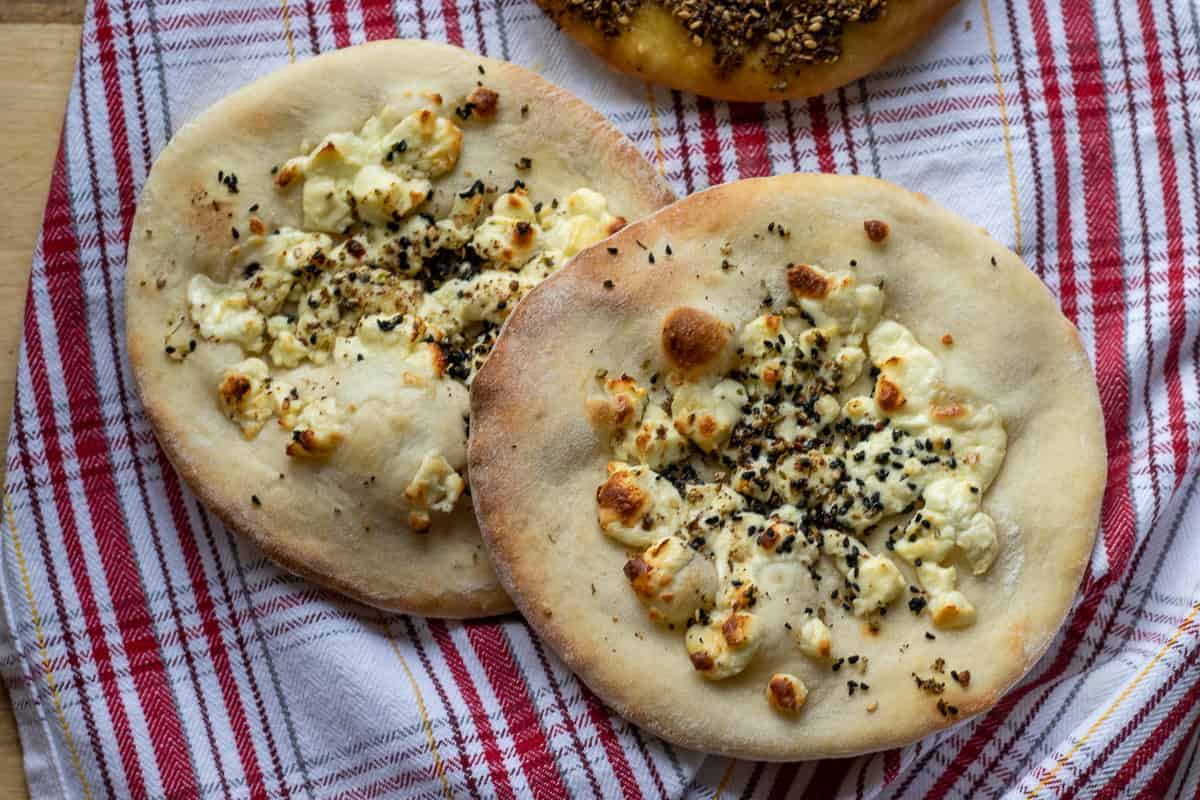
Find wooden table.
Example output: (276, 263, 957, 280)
(0, 2, 87, 795)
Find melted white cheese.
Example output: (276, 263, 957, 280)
(593, 262, 1012, 694)
(189, 276, 265, 350)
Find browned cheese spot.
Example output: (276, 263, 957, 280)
(661, 306, 730, 371)
(286, 430, 320, 458)
(429, 343, 448, 377)
(942, 333, 955, 346)
(513, 221, 535, 248)
(623, 556, 656, 597)
(722, 612, 752, 647)
(219, 374, 252, 405)
(614, 395, 637, 427)
(758, 525, 781, 551)
(730, 583, 756, 611)
(864, 219, 890, 243)
(876, 377, 906, 412)
(608, 375, 641, 426)
(596, 471, 649, 527)
(932, 601, 965, 627)
(467, 86, 499, 118)
(274, 164, 297, 187)
(690, 651, 715, 672)
(403, 482, 424, 504)
(606, 216, 628, 236)
(787, 263, 830, 299)
(932, 403, 967, 421)
(767, 675, 805, 713)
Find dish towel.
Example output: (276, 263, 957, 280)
(3, 0, 1198, 797)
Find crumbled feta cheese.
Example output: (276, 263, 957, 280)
(189, 275, 265, 350)
(624, 536, 716, 627)
(286, 397, 345, 458)
(685, 610, 762, 680)
(539, 188, 623, 257)
(796, 617, 833, 659)
(671, 378, 746, 452)
(404, 451, 465, 513)
(276, 107, 460, 232)
(596, 462, 684, 548)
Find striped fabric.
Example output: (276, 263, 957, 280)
(2, 0, 1198, 797)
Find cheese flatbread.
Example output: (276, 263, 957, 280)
(469, 174, 1105, 757)
(126, 40, 674, 617)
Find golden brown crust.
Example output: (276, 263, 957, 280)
(126, 39, 674, 618)
(470, 174, 1106, 756)
(538, 0, 959, 101)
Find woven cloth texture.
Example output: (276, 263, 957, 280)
(2, 0, 1199, 797)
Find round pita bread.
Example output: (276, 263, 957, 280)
(126, 39, 674, 617)
(538, 0, 957, 101)
(470, 174, 1105, 758)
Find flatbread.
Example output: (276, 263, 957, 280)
(469, 174, 1105, 758)
(126, 39, 674, 617)
(538, 0, 958, 101)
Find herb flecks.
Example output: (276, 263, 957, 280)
(553, 0, 888, 78)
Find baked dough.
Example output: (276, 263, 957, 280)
(470, 174, 1105, 758)
(538, 0, 958, 101)
(126, 40, 673, 617)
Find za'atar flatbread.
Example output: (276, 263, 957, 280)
(126, 39, 673, 617)
(469, 174, 1105, 758)
(537, 0, 957, 101)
